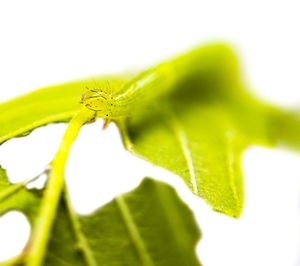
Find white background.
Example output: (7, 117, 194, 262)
(1, 1, 300, 265)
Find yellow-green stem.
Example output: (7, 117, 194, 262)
(25, 109, 94, 266)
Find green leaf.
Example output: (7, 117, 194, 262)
(0, 170, 201, 266)
(46, 178, 201, 266)
(0, 78, 127, 144)
(0, 167, 40, 223)
(117, 44, 300, 217)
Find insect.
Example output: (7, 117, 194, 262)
(80, 81, 114, 115)
(80, 45, 211, 121)
(81, 66, 175, 122)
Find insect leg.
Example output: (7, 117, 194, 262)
(102, 119, 111, 130)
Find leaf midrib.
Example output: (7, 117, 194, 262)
(116, 195, 154, 266)
(169, 113, 199, 195)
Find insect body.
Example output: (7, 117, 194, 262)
(81, 64, 176, 120)
(81, 44, 228, 120)
(80, 80, 118, 118)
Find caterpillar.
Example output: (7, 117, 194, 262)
(80, 44, 235, 120)
(81, 64, 176, 120)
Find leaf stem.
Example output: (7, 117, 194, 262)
(25, 109, 94, 266)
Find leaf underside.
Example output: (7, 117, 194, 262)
(0, 168, 201, 266)
(117, 44, 300, 217)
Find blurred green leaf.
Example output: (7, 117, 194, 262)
(117, 44, 300, 217)
(0, 170, 201, 266)
(46, 178, 201, 266)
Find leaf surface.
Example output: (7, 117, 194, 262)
(117, 44, 300, 217)
(0, 167, 39, 223)
(0, 170, 201, 266)
(46, 178, 201, 266)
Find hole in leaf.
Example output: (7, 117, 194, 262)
(26, 170, 48, 190)
(66, 120, 186, 215)
(0, 124, 66, 185)
(0, 211, 30, 262)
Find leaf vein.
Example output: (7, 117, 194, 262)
(116, 196, 154, 266)
(170, 115, 199, 195)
